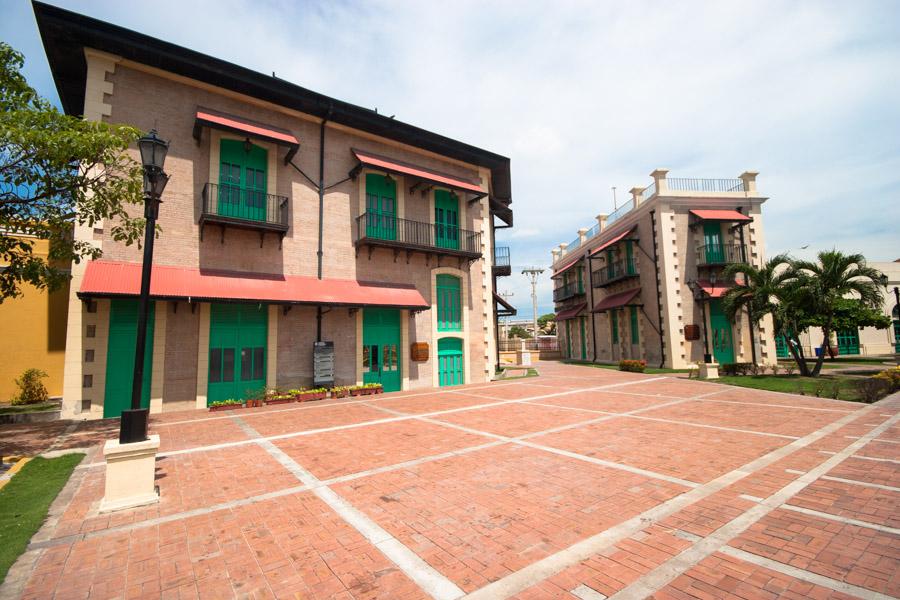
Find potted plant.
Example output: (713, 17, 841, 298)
(295, 387, 327, 402)
(209, 399, 243, 412)
(350, 383, 383, 396)
(330, 386, 351, 399)
(266, 389, 296, 405)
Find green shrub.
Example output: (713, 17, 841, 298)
(209, 399, 243, 408)
(618, 360, 646, 373)
(11, 369, 49, 405)
(873, 367, 900, 392)
(720, 362, 753, 376)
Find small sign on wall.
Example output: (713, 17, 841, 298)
(410, 342, 429, 362)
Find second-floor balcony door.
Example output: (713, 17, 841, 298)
(219, 139, 267, 222)
(366, 174, 397, 241)
(703, 222, 725, 264)
(435, 190, 459, 249)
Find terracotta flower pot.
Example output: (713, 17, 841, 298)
(265, 397, 295, 405)
(209, 403, 243, 412)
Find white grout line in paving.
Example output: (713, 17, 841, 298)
(231, 415, 466, 600)
(461, 400, 879, 600)
(571, 584, 609, 600)
(523, 401, 800, 440)
(779, 504, 900, 535)
(601, 407, 900, 600)
(363, 397, 703, 488)
(818, 450, 900, 465)
(784, 468, 900, 493)
(718, 546, 896, 600)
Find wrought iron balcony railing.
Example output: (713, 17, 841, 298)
(553, 281, 585, 303)
(668, 178, 745, 193)
(355, 212, 482, 258)
(592, 258, 639, 287)
(201, 183, 289, 230)
(493, 246, 511, 276)
(696, 243, 745, 266)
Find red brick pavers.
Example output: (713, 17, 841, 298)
(5, 361, 899, 600)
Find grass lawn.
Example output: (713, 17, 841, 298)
(563, 360, 691, 375)
(0, 403, 59, 416)
(715, 374, 864, 402)
(0, 454, 83, 583)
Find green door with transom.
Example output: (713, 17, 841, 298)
(579, 317, 587, 359)
(365, 174, 397, 240)
(363, 308, 401, 392)
(565, 319, 572, 357)
(775, 333, 790, 358)
(836, 329, 860, 355)
(104, 299, 154, 418)
(703, 222, 724, 264)
(219, 139, 267, 222)
(438, 337, 464, 387)
(208, 303, 267, 403)
(708, 299, 734, 364)
(435, 190, 459, 249)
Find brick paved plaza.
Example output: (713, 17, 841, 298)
(2, 361, 898, 599)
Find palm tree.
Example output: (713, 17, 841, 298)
(787, 250, 884, 376)
(720, 255, 809, 372)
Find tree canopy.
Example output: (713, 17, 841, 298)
(0, 42, 144, 299)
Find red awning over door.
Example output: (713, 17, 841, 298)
(556, 303, 586, 321)
(592, 288, 641, 312)
(589, 226, 637, 256)
(193, 108, 299, 163)
(351, 148, 484, 195)
(79, 261, 428, 309)
(689, 209, 751, 223)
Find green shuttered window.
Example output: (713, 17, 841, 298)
(436, 274, 462, 331)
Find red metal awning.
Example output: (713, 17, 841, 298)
(689, 209, 751, 223)
(589, 226, 637, 257)
(556, 303, 586, 321)
(696, 280, 734, 299)
(351, 148, 485, 196)
(592, 288, 641, 312)
(78, 261, 428, 309)
(193, 108, 299, 163)
(552, 257, 582, 278)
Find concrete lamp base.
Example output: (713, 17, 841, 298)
(699, 362, 720, 379)
(99, 434, 160, 513)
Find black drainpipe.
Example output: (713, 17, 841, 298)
(649, 210, 665, 368)
(737, 208, 756, 364)
(315, 108, 332, 342)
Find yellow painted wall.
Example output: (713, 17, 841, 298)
(0, 236, 69, 401)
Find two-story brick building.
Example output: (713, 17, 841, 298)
(550, 169, 776, 369)
(35, 2, 514, 419)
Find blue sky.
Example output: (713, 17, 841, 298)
(3, 0, 899, 317)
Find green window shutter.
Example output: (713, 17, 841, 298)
(611, 310, 619, 343)
(436, 275, 462, 331)
(625, 241, 635, 275)
(577, 267, 584, 293)
(607, 249, 615, 278)
(365, 173, 397, 240)
(218, 139, 267, 221)
(630, 306, 639, 344)
(435, 190, 460, 250)
(703, 222, 724, 263)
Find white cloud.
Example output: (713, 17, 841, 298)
(5, 0, 899, 316)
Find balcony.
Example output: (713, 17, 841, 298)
(553, 281, 585, 303)
(592, 258, 639, 287)
(200, 183, 289, 245)
(697, 243, 744, 267)
(355, 212, 482, 260)
(668, 178, 745, 193)
(493, 246, 511, 277)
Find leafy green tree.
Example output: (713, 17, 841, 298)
(0, 42, 144, 300)
(537, 312, 556, 334)
(508, 325, 533, 339)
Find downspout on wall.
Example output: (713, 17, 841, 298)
(315, 109, 331, 342)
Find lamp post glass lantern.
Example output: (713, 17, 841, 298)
(120, 130, 169, 444)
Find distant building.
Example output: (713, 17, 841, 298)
(0, 232, 69, 400)
(549, 169, 775, 368)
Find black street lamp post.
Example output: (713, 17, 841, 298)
(119, 130, 169, 444)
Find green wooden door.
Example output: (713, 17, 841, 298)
(836, 329, 860, 355)
(630, 306, 640, 345)
(208, 303, 267, 403)
(363, 308, 401, 392)
(894, 320, 900, 353)
(611, 310, 619, 344)
(625, 241, 636, 275)
(218, 139, 267, 221)
(708, 299, 735, 364)
(104, 299, 154, 418)
(703, 222, 724, 264)
(436, 274, 461, 331)
(365, 174, 397, 240)
(775, 333, 790, 358)
(579, 317, 587, 359)
(606, 249, 616, 279)
(565, 319, 572, 357)
(435, 190, 459, 249)
(438, 337, 464, 387)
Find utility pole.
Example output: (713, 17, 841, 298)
(521, 267, 544, 339)
(611, 186, 618, 210)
